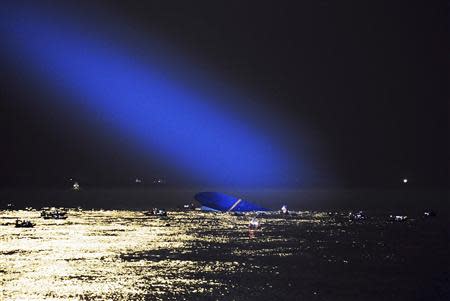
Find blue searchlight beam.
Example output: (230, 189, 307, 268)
(0, 5, 300, 186)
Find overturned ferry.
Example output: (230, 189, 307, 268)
(194, 192, 267, 212)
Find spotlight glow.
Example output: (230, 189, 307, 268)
(0, 4, 302, 186)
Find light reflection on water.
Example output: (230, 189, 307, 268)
(0, 210, 447, 300)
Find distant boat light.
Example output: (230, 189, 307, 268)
(73, 182, 80, 190)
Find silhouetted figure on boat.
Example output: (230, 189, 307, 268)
(144, 208, 168, 217)
(41, 208, 68, 219)
(15, 219, 34, 228)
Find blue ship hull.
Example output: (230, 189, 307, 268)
(194, 192, 268, 212)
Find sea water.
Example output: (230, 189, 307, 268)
(0, 210, 448, 300)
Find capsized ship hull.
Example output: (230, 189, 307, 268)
(194, 192, 268, 212)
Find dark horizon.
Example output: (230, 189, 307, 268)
(1, 187, 448, 216)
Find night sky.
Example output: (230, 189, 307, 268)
(0, 1, 448, 189)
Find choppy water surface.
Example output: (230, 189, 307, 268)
(0, 210, 448, 300)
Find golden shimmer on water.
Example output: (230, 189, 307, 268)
(1, 210, 283, 300)
(1, 209, 447, 300)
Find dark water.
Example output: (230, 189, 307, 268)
(1, 210, 448, 300)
